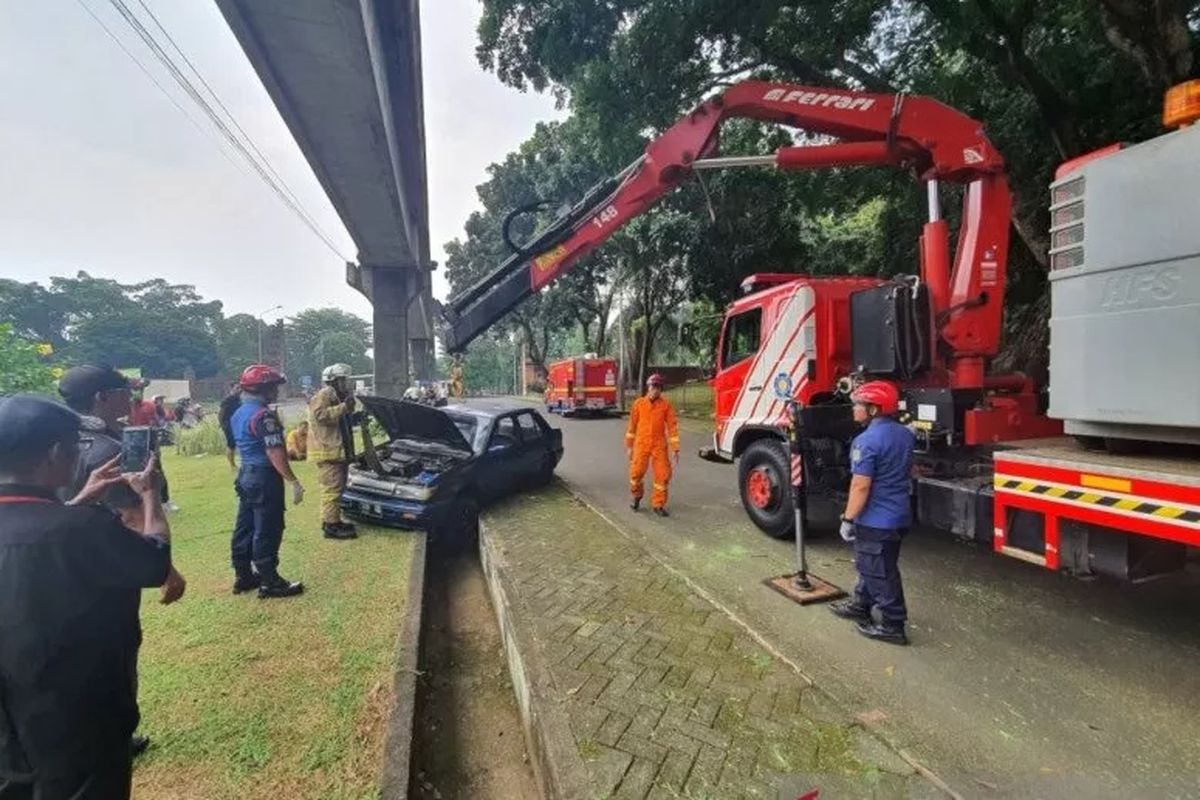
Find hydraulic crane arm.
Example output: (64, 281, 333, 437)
(444, 79, 1012, 383)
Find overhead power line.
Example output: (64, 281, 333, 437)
(79, 0, 349, 261)
(72, 0, 251, 179)
(131, 0, 307, 219)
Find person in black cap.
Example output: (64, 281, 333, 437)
(58, 364, 187, 759)
(217, 380, 241, 470)
(0, 395, 174, 800)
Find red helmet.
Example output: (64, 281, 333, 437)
(646, 373, 665, 387)
(239, 364, 287, 390)
(851, 380, 900, 415)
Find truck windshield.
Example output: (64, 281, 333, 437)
(721, 308, 762, 368)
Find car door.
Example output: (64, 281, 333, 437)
(515, 411, 550, 479)
(482, 414, 525, 498)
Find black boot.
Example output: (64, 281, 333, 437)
(829, 599, 872, 623)
(131, 734, 150, 758)
(653, 507, 669, 517)
(232, 565, 260, 595)
(855, 620, 909, 646)
(630, 496, 641, 511)
(323, 522, 357, 540)
(258, 569, 304, 599)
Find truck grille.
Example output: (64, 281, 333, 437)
(1048, 175, 1085, 271)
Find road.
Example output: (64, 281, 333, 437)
(543, 409, 1200, 798)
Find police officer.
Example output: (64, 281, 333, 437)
(829, 381, 914, 645)
(230, 365, 305, 598)
(0, 395, 173, 800)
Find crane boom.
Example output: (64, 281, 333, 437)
(443, 79, 1011, 382)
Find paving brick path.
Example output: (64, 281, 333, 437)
(484, 488, 934, 799)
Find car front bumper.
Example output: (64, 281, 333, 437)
(340, 487, 448, 530)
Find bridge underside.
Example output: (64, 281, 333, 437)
(217, 0, 435, 395)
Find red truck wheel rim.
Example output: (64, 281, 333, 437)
(747, 467, 776, 509)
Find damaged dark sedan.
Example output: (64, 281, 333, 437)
(340, 397, 563, 533)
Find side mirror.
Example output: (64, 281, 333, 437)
(702, 362, 717, 380)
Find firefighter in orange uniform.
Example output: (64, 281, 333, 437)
(626, 373, 680, 517)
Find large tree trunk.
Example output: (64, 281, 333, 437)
(1095, 0, 1195, 87)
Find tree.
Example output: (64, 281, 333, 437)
(0, 323, 57, 395)
(69, 312, 222, 378)
(444, 117, 624, 374)
(285, 308, 372, 382)
(214, 313, 261, 373)
(476, 0, 1200, 378)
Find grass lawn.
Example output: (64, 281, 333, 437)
(132, 451, 418, 800)
(663, 381, 713, 419)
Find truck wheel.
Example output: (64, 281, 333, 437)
(738, 439, 794, 539)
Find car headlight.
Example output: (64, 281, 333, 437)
(392, 484, 435, 502)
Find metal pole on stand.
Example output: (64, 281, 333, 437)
(787, 400, 813, 591)
(763, 385, 843, 605)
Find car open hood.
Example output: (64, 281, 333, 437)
(357, 395, 473, 453)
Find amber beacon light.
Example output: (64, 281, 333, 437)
(1163, 79, 1200, 128)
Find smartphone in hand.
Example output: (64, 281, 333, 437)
(121, 426, 156, 473)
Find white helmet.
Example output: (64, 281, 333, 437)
(322, 363, 352, 383)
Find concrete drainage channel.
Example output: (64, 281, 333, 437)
(478, 520, 593, 799)
(405, 520, 539, 799)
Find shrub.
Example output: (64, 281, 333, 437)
(175, 419, 228, 457)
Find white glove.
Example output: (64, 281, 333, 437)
(839, 518, 856, 542)
(290, 481, 305, 506)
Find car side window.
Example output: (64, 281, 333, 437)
(516, 412, 543, 442)
(490, 416, 519, 449)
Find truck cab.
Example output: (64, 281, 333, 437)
(710, 273, 883, 462)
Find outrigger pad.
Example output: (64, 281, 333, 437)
(764, 573, 846, 606)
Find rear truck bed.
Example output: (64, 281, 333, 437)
(917, 437, 1200, 580)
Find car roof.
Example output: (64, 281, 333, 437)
(444, 400, 538, 420)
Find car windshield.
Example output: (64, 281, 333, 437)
(444, 411, 480, 453)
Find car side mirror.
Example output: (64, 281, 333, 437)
(702, 362, 717, 380)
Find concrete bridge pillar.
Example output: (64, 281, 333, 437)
(348, 262, 435, 397)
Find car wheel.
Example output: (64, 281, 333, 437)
(438, 496, 479, 538)
(533, 453, 556, 487)
(737, 439, 796, 539)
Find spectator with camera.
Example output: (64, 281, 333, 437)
(0, 395, 174, 800)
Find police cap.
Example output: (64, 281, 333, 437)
(0, 395, 83, 455)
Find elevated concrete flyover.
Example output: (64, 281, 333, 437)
(217, 0, 436, 396)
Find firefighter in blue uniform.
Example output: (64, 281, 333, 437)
(829, 380, 914, 645)
(230, 364, 305, 599)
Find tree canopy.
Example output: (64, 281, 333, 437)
(461, 0, 1198, 379)
(0, 273, 372, 386)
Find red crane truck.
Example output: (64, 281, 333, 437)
(544, 356, 619, 416)
(443, 78, 1200, 582)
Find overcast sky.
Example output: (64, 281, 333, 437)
(0, 1, 561, 323)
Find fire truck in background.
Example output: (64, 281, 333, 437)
(443, 77, 1200, 582)
(544, 356, 619, 416)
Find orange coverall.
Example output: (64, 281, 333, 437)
(626, 395, 681, 509)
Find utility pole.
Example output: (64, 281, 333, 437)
(617, 288, 627, 411)
(257, 304, 283, 363)
(520, 340, 528, 396)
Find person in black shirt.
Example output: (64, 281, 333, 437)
(218, 381, 242, 470)
(0, 395, 173, 800)
(58, 365, 187, 759)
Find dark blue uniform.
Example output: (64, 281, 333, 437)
(230, 397, 286, 574)
(849, 416, 914, 628)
